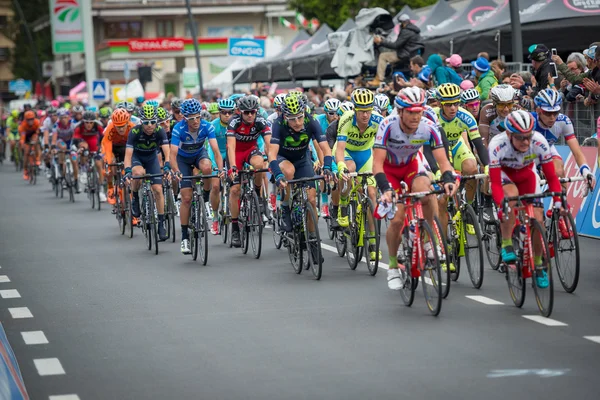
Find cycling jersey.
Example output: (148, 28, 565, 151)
(209, 118, 228, 158)
(102, 121, 135, 164)
(267, 112, 279, 126)
(53, 121, 76, 146)
(226, 114, 271, 169)
(74, 122, 103, 153)
(532, 112, 575, 146)
(19, 119, 41, 143)
(6, 116, 19, 134)
(171, 119, 216, 157)
(271, 114, 324, 163)
(315, 113, 330, 134)
(337, 111, 383, 151)
(325, 120, 339, 149)
(434, 106, 480, 146)
(41, 117, 56, 134)
(488, 131, 561, 205)
(126, 125, 168, 157)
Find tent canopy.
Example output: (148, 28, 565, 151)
(270, 30, 311, 60)
(284, 24, 333, 61)
(394, 5, 420, 24)
(416, 1, 456, 33)
(422, 0, 498, 38)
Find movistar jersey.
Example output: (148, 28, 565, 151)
(271, 114, 325, 162)
(126, 125, 168, 156)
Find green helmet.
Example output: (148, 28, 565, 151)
(208, 102, 219, 114)
(140, 104, 157, 121)
(281, 94, 305, 116)
(99, 106, 112, 119)
(157, 107, 170, 123)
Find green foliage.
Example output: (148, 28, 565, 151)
(10, 0, 53, 81)
(287, 0, 435, 30)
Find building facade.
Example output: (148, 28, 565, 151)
(0, 0, 15, 101)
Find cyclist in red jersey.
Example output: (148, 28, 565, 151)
(226, 95, 271, 247)
(74, 111, 106, 201)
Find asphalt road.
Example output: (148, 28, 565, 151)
(1, 165, 600, 400)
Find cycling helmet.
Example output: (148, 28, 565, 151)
(237, 95, 259, 112)
(351, 88, 374, 109)
(395, 87, 426, 111)
(36, 110, 45, 118)
(534, 88, 562, 112)
(273, 93, 287, 110)
(426, 88, 438, 101)
(200, 110, 212, 120)
(23, 104, 32, 110)
(337, 101, 355, 116)
(24, 110, 36, 119)
(461, 88, 480, 103)
(157, 107, 170, 123)
(171, 98, 182, 110)
(99, 107, 112, 118)
(208, 102, 219, 114)
(217, 98, 236, 111)
(324, 98, 341, 113)
(180, 98, 202, 117)
(281, 93, 306, 116)
(436, 83, 461, 102)
(72, 105, 84, 114)
(145, 100, 159, 108)
(57, 108, 69, 117)
(83, 111, 96, 121)
(505, 110, 535, 134)
(124, 102, 136, 113)
(86, 106, 98, 112)
(115, 101, 126, 110)
(139, 104, 158, 121)
(47, 106, 57, 115)
(112, 109, 130, 126)
(288, 90, 303, 98)
(374, 94, 390, 110)
(490, 84, 515, 103)
(136, 96, 145, 104)
(50, 100, 60, 108)
(228, 94, 245, 105)
(11, 109, 18, 118)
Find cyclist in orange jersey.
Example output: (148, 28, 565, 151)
(102, 109, 135, 205)
(19, 110, 41, 180)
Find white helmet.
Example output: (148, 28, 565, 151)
(490, 84, 515, 103)
(374, 93, 390, 110)
(324, 98, 341, 113)
(460, 88, 480, 103)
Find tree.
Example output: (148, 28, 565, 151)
(10, 0, 53, 81)
(287, 0, 436, 30)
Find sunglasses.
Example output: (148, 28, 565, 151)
(83, 120, 95, 123)
(220, 111, 233, 116)
(541, 110, 559, 117)
(466, 101, 481, 109)
(172, 109, 181, 115)
(512, 133, 533, 142)
(285, 114, 305, 123)
(26, 118, 35, 122)
(185, 115, 201, 122)
(441, 101, 460, 107)
(327, 112, 337, 116)
(496, 102, 514, 110)
(142, 120, 157, 125)
(242, 110, 257, 115)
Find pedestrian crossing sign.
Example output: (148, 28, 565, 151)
(92, 79, 110, 102)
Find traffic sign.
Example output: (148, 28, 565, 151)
(8, 79, 32, 95)
(92, 79, 110, 102)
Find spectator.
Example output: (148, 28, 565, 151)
(554, 44, 600, 105)
(426, 54, 463, 85)
(478, 52, 490, 61)
(410, 56, 424, 76)
(460, 80, 475, 90)
(472, 56, 497, 101)
(560, 52, 588, 102)
(490, 60, 507, 81)
(446, 54, 468, 78)
(529, 44, 557, 96)
(500, 72, 512, 84)
(368, 14, 424, 86)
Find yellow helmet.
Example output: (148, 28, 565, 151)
(350, 88, 374, 109)
(282, 93, 305, 116)
(436, 83, 461, 102)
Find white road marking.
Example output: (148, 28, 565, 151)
(0, 289, 21, 299)
(522, 315, 568, 326)
(466, 295, 504, 305)
(49, 395, 80, 400)
(8, 307, 33, 319)
(21, 331, 49, 345)
(0, 275, 11, 283)
(34, 358, 65, 376)
(583, 336, 600, 344)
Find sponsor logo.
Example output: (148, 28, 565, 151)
(467, 6, 497, 24)
(129, 39, 185, 52)
(564, 0, 600, 13)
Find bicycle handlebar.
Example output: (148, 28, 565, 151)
(107, 162, 124, 167)
(539, 176, 586, 186)
(287, 175, 326, 184)
(346, 171, 373, 178)
(504, 191, 564, 203)
(396, 188, 445, 200)
(180, 174, 217, 180)
(132, 173, 165, 180)
(240, 168, 269, 174)
(460, 173, 487, 181)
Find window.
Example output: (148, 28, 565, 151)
(0, 16, 7, 29)
(103, 21, 143, 39)
(0, 47, 8, 61)
(156, 20, 174, 37)
(185, 21, 199, 37)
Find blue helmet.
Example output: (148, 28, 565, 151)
(136, 96, 145, 104)
(180, 98, 202, 117)
(534, 89, 562, 112)
(145, 100, 159, 108)
(228, 94, 245, 105)
(218, 98, 236, 111)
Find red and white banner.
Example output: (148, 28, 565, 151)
(128, 38, 185, 53)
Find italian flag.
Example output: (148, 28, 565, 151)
(295, 13, 320, 31)
(279, 17, 297, 31)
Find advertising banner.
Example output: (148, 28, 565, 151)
(49, 0, 84, 54)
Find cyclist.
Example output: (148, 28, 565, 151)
(170, 98, 224, 254)
(74, 111, 106, 201)
(157, 107, 172, 139)
(426, 88, 439, 108)
(460, 88, 481, 120)
(102, 109, 135, 207)
(479, 84, 518, 145)
(268, 94, 334, 235)
(374, 87, 457, 290)
(374, 93, 392, 117)
(207, 102, 220, 121)
(6, 110, 20, 162)
(124, 104, 171, 242)
(226, 95, 271, 248)
(170, 98, 184, 131)
(116, 102, 141, 125)
(488, 110, 562, 288)
(71, 105, 84, 126)
(51, 108, 80, 192)
(316, 98, 341, 133)
(99, 106, 112, 127)
(268, 93, 286, 126)
(532, 89, 595, 192)
(19, 110, 41, 181)
(41, 107, 58, 177)
(207, 98, 236, 235)
(333, 88, 383, 261)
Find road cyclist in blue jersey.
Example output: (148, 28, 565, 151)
(170, 98, 225, 254)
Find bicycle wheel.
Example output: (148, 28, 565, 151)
(88, 167, 96, 209)
(334, 230, 346, 257)
(399, 225, 416, 307)
(125, 186, 134, 238)
(433, 216, 451, 299)
(552, 211, 579, 293)
(199, 195, 209, 265)
(148, 190, 159, 255)
(94, 167, 101, 211)
(303, 203, 323, 280)
(288, 230, 303, 274)
(463, 204, 484, 289)
(240, 196, 250, 255)
(116, 186, 125, 235)
(165, 186, 175, 242)
(484, 220, 502, 270)
(446, 207, 461, 282)
(192, 197, 202, 261)
(272, 208, 283, 249)
(325, 216, 335, 240)
(345, 201, 362, 270)
(420, 221, 442, 316)
(362, 198, 379, 276)
(506, 226, 526, 308)
(530, 219, 553, 317)
(249, 192, 263, 259)
(66, 164, 75, 203)
(220, 192, 229, 244)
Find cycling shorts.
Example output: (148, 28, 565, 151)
(383, 156, 429, 192)
(276, 155, 316, 188)
(232, 146, 264, 185)
(333, 144, 375, 187)
(177, 148, 210, 189)
(132, 153, 163, 185)
(450, 137, 476, 171)
(7, 132, 19, 141)
(501, 165, 542, 196)
(57, 139, 72, 149)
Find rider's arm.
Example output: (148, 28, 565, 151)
(207, 138, 223, 171)
(102, 135, 114, 165)
(565, 137, 590, 173)
(535, 134, 562, 201)
(124, 134, 134, 171)
(335, 115, 350, 166)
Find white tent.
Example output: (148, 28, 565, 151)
(205, 37, 283, 94)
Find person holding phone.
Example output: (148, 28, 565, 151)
(526, 44, 556, 97)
